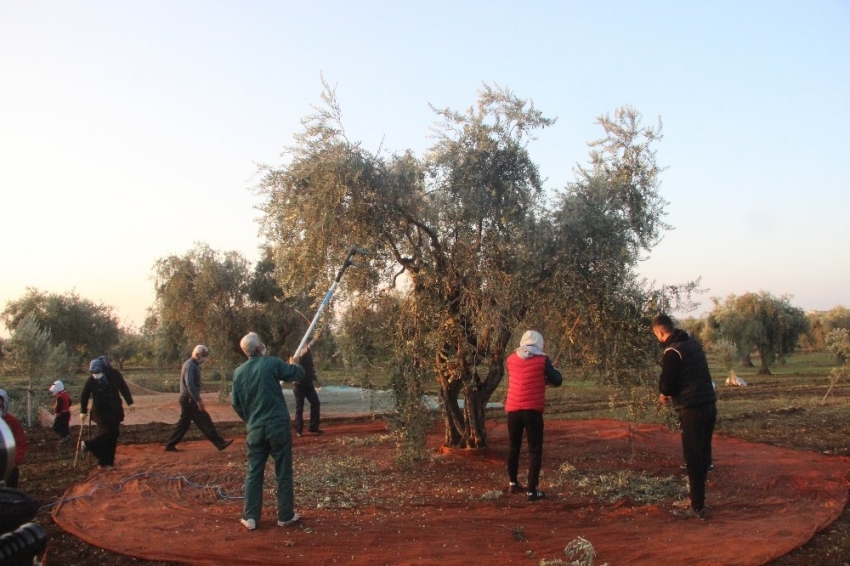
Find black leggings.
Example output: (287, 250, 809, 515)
(507, 410, 544, 491)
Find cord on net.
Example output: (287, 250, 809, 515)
(40, 471, 244, 510)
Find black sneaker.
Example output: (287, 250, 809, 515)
(165, 445, 179, 452)
(309, 429, 325, 435)
(526, 489, 545, 502)
(508, 482, 525, 494)
(218, 439, 233, 451)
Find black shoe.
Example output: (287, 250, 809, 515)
(165, 445, 179, 452)
(309, 429, 324, 434)
(526, 489, 545, 502)
(707, 463, 715, 472)
(508, 482, 525, 494)
(218, 439, 233, 451)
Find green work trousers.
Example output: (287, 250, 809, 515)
(242, 421, 295, 523)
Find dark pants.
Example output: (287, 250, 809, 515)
(293, 385, 320, 434)
(679, 402, 717, 512)
(166, 396, 226, 449)
(86, 420, 120, 466)
(5, 467, 19, 489)
(507, 410, 544, 491)
(53, 413, 71, 439)
(243, 422, 295, 523)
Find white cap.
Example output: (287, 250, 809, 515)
(49, 380, 65, 394)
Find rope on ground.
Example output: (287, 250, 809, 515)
(40, 471, 244, 510)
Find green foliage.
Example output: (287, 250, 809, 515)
(148, 243, 314, 374)
(1, 313, 73, 426)
(710, 338, 738, 372)
(825, 328, 850, 364)
(710, 291, 810, 374)
(150, 243, 253, 365)
(337, 292, 400, 375)
(1, 287, 120, 366)
(255, 81, 681, 449)
(806, 306, 850, 350)
(110, 327, 151, 369)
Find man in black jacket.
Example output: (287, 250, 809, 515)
(652, 314, 717, 520)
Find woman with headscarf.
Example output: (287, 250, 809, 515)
(79, 356, 134, 469)
(504, 330, 563, 501)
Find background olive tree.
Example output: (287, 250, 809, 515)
(710, 291, 810, 374)
(148, 243, 313, 386)
(1, 313, 73, 426)
(2, 288, 121, 368)
(255, 82, 685, 449)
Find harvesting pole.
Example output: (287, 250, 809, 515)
(293, 246, 370, 359)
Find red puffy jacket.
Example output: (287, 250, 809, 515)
(505, 353, 548, 413)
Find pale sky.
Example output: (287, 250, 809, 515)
(1, 1, 848, 334)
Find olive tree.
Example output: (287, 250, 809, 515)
(255, 82, 677, 449)
(1, 313, 73, 427)
(149, 244, 308, 370)
(711, 291, 810, 374)
(150, 244, 255, 367)
(2, 288, 120, 366)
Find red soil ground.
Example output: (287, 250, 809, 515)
(49, 418, 850, 565)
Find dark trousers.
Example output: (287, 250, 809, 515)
(53, 413, 71, 439)
(243, 422, 295, 523)
(679, 402, 717, 511)
(86, 420, 120, 466)
(293, 385, 320, 433)
(166, 396, 226, 449)
(5, 467, 19, 489)
(507, 410, 544, 491)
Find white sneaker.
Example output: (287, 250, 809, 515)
(240, 518, 257, 530)
(277, 513, 300, 527)
(80, 440, 87, 451)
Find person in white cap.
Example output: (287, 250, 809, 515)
(504, 330, 563, 501)
(164, 345, 233, 452)
(48, 380, 72, 443)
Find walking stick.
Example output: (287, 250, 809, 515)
(73, 416, 86, 468)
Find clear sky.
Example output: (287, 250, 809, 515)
(1, 1, 848, 333)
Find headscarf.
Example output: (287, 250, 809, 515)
(515, 330, 546, 359)
(49, 380, 65, 395)
(89, 356, 109, 374)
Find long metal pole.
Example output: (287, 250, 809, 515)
(293, 247, 367, 359)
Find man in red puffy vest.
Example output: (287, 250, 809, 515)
(505, 330, 563, 501)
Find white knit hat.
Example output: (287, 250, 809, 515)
(520, 330, 544, 351)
